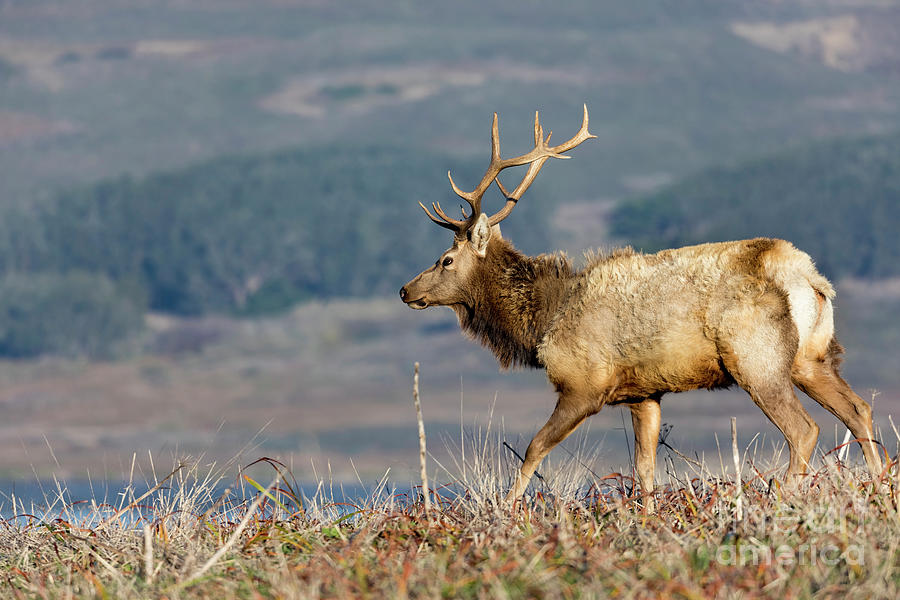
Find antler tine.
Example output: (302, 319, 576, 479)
(419, 202, 462, 231)
(446, 171, 480, 221)
(489, 158, 548, 226)
(447, 112, 503, 215)
(437, 105, 596, 231)
(498, 154, 551, 203)
(491, 111, 501, 164)
(550, 103, 596, 155)
(487, 105, 595, 226)
(494, 110, 545, 201)
(431, 201, 468, 228)
(447, 171, 473, 202)
(467, 112, 502, 217)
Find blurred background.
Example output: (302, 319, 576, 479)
(0, 0, 898, 489)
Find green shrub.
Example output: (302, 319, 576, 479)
(0, 272, 143, 358)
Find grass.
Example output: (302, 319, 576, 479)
(2, 412, 899, 599)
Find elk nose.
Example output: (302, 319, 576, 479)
(399, 286, 408, 301)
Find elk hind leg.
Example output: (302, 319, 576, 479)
(719, 309, 818, 479)
(629, 397, 661, 509)
(793, 341, 882, 475)
(506, 392, 591, 502)
(746, 384, 819, 479)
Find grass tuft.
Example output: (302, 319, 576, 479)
(1, 424, 899, 598)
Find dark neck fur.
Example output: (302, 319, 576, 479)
(453, 238, 574, 369)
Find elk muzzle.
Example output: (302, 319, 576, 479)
(399, 282, 429, 309)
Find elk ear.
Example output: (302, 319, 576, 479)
(469, 213, 492, 257)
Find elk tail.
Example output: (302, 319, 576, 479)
(808, 271, 835, 300)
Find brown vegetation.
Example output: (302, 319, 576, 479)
(2, 432, 898, 598)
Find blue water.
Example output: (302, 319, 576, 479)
(0, 478, 411, 524)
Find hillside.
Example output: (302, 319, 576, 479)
(5, 0, 900, 337)
(22, 144, 560, 316)
(610, 133, 900, 280)
(20, 131, 900, 323)
(5, 1, 900, 208)
(0, 131, 894, 363)
(1, 0, 899, 482)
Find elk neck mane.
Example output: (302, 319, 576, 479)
(452, 237, 579, 370)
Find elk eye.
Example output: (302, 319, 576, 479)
(442, 257, 454, 267)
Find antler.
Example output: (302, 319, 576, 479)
(421, 104, 595, 233)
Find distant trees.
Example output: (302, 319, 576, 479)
(0, 132, 898, 358)
(0, 272, 143, 358)
(610, 134, 900, 280)
(0, 57, 15, 82)
(25, 144, 553, 318)
(33, 147, 431, 314)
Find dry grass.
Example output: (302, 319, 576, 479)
(1, 415, 899, 599)
(2, 293, 897, 483)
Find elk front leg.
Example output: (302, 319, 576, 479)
(630, 398, 661, 509)
(506, 393, 590, 502)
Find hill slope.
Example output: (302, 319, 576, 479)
(5, 1, 900, 210)
(25, 145, 559, 315)
(610, 134, 900, 280)
(19, 132, 900, 321)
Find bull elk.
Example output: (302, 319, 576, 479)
(399, 105, 883, 503)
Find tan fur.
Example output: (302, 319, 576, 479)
(541, 239, 828, 403)
(402, 233, 883, 502)
(400, 108, 881, 503)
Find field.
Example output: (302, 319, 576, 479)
(1, 0, 899, 483)
(0, 276, 897, 485)
(2, 1, 900, 596)
(2, 427, 898, 598)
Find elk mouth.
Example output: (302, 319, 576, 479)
(406, 297, 429, 309)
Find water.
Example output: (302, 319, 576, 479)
(0, 477, 400, 524)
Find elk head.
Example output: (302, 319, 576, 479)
(400, 105, 596, 310)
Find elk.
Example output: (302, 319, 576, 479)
(399, 106, 883, 503)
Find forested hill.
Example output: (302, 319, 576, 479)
(22, 145, 557, 316)
(610, 134, 900, 280)
(2, 133, 899, 357)
(18, 132, 900, 322)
